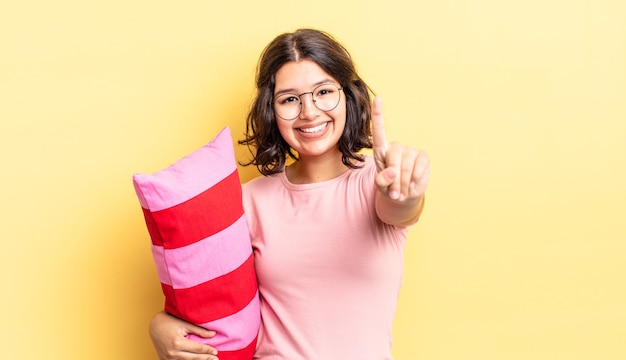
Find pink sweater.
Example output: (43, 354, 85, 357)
(242, 156, 408, 359)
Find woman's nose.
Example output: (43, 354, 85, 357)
(299, 93, 320, 120)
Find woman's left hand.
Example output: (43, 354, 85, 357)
(372, 97, 430, 203)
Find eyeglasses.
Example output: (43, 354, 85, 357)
(272, 83, 343, 121)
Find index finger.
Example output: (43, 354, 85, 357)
(371, 96, 388, 170)
(372, 97, 388, 149)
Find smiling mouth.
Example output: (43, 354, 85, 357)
(298, 122, 329, 133)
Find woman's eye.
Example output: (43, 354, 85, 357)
(281, 96, 298, 104)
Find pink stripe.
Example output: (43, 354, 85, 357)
(152, 215, 252, 288)
(187, 292, 261, 351)
(133, 127, 236, 211)
(150, 245, 171, 286)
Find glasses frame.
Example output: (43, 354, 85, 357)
(271, 83, 343, 121)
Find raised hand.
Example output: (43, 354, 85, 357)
(372, 97, 430, 204)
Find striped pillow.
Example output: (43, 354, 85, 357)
(132, 127, 259, 359)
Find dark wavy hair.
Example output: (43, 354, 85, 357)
(238, 28, 374, 176)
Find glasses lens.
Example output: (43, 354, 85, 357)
(273, 94, 300, 120)
(313, 84, 341, 112)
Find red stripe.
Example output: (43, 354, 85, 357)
(148, 170, 243, 249)
(163, 254, 258, 324)
(216, 336, 257, 360)
(142, 208, 164, 246)
(161, 282, 178, 314)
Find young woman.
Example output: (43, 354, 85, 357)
(149, 28, 430, 360)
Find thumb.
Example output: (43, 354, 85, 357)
(375, 168, 396, 189)
(184, 323, 216, 339)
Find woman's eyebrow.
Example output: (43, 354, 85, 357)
(274, 79, 336, 96)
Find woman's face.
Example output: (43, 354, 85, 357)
(273, 59, 346, 161)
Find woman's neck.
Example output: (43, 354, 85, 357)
(285, 152, 349, 184)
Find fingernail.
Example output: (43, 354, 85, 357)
(399, 193, 406, 201)
(410, 181, 416, 189)
(389, 191, 400, 200)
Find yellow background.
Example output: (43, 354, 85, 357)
(1, 1, 625, 359)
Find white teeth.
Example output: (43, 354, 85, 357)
(300, 122, 328, 133)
